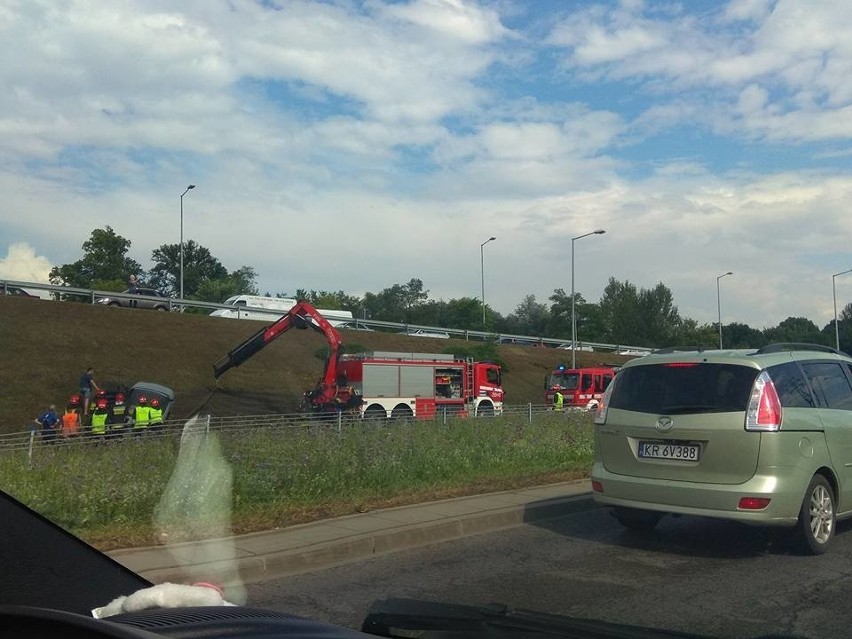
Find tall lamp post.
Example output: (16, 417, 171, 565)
(716, 271, 733, 349)
(571, 229, 605, 368)
(833, 268, 852, 352)
(179, 184, 196, 305)
(480, 236, 496, 327)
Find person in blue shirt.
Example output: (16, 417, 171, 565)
(34, 405, 60, 444)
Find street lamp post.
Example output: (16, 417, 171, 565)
(179, 184, 196, 305)
(833, 269, 852, 352)
(716, 271, 733, 349)
(480, 236, 496, 327)
(571, 229, 605, 369)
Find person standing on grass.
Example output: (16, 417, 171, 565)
(78, 366, 101, 419)
(61, 403, 80, 439)
(552, 390, 564, 412)
(90, 397, 110, 442)
(34, 404, 60, 444)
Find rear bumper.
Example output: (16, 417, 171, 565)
(591, 461, 810, 526)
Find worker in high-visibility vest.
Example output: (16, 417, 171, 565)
(61, 403, 80, 438)
(90, 398, 110, 441)
(552, 390, 564, 412)
(149, 398, 164, 431)
(133, 395, 151, 434)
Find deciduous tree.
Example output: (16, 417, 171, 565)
(149, 241, 228, 297)
(49, 227, 143, 292)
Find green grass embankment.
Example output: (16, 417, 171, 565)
(0, 412, 593, 550)
(0, 296, 628, 432)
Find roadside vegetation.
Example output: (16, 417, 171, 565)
(0, 412, 593, 550)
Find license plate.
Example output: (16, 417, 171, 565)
(638, 441, 700, 461)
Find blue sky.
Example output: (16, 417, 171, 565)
(2, 0, 852, 331)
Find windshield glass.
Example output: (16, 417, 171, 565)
(547, 372, 579, 390)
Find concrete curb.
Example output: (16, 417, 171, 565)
(109, 482, 595, 585)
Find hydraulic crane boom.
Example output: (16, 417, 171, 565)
(213, 301, 344, 408)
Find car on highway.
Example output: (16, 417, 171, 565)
(401, 328, 450, 339)
(556, 342, 594, 351)
(592, 343, 852, 554)
(2, 285, 51, 300)
(337, 320, 375, 332)
(96, 288, 172, 311)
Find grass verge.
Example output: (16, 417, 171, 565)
(0, 413, 593, 550)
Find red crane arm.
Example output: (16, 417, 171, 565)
(213, 301, 343, 394)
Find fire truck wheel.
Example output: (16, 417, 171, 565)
(476, 403, 495, 417)
(391, 404, 413, 421)
(364, 405, 386, 422)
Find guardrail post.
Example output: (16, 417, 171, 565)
(27, 430, 35, 468)
(337, 411, 342, 433)
(205, 414, 211, 437)
(528, 403, 533, 423)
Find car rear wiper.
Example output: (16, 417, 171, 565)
(362, 598, 767, 639)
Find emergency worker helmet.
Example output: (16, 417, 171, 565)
(150, 398, 160, 408)
(138, 396, 147, 404)
(68, 394, 81, 407)
(96, 399, 108, 409)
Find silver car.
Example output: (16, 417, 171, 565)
(96, 288, 172, 311)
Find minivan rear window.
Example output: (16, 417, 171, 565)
(609, 363, 759, 415)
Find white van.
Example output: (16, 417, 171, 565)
(209, 295, 353, 327)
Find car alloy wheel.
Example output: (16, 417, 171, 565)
(798, 474, 835, 555)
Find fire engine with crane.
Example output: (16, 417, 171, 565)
(213, 300, 504, 419)
(545, 363, 618, 411)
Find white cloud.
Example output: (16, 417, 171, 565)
(0, 243, 53, 282)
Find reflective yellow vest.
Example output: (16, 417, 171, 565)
(134, 405, 151, 429)
(553, 392, 564, 411)
(91, 410, 108, 435)
(149, 406, 163, 425)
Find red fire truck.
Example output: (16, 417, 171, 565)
(336, 351, 503, 419)
(213, 301, 503, 418)
(545, 364, 617, 411)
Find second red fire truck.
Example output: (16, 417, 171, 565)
(214, 301, 503, 419)
(545, 364, 618, 411)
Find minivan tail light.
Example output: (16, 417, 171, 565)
(745, 370, 782, 432)
(594, 378, 616, 424)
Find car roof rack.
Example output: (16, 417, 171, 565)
(755, 343, 841, 355)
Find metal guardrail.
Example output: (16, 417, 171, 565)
(1, 404, 589, 454)
(1, 278, 652, 354)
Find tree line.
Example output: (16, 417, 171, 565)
(50, 227, 852, 352)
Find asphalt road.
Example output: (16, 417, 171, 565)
(246, 506, 852, 639)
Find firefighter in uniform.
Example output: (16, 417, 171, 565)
(148, 398, 164, 432)
(133, 396, 151, 435)
(109, 391, 127, 438)
(552, 390, 564, 412)
(90, 397, 110, 442)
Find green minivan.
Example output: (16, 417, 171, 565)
(592, 343, 852, 554)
